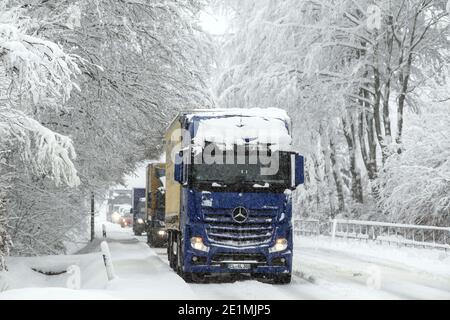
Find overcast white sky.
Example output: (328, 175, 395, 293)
(123, 162, 149, 189)
(199, 10, 229, 35)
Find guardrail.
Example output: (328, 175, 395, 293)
(294, 218, 450, 250)
(293, 219, 321, 236)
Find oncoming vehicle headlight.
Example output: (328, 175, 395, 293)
(269, 238, 288, 253)
(111, 212, 121, 223)
(190, 237, 209, 252)
(157, 230, 167, 236)
(137, 218, 144, 224)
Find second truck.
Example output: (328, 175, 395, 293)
(145, 163, 168, 247)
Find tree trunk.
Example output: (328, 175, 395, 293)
(343, 115, 363, 204)
(396, 8, 420, 153)
(357, 87, 379, 200)
(396, 51, 413, 152)
(312, 155, 322, 214)
(329, 134, 345, 212)
(358, 101, 378, 180)
(372, 40, 389, 164)
(90, 192, 95, 242)
(382, 15, 394, 146)
(320, 127, 337, 218)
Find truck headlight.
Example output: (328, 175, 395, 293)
(190, 236, 209, 252)
(269, 238, 288, 253)
(137, 218, 144, 224)
(157, 230, 167, 236)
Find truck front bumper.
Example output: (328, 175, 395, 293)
(183, 246, 292, 274)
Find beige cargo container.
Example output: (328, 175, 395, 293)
(145, 163, 166, 222)
(164, 117, 182, 228)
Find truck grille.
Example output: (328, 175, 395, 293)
(203, 208, 276, 247)
(211, 253, 267, 264)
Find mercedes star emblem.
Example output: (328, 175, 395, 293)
(232, 207, 249, 223)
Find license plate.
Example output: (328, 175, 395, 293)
(228, 263, 251, 270)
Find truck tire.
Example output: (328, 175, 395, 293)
(147, 232, 153, 246)
(176, 232, 183, 276)
(191, 273, 207, 284)
(167, 231, 172, 256)
(273, 274, 291, 284)
(182, 272, 194, 283)
(168, 231, 176, 270)
(176, 232, 195, 285)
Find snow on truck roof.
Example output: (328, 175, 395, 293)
(183, 108, 290, 122)
(180, 108, 292, 151)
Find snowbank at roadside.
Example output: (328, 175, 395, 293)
(294, 236, 450, 279)
(0, 222, 195, 300)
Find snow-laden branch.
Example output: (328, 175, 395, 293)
(0, 23, 81, 106)
(0, 7, 82, 189)
(0, 109, 80, 187)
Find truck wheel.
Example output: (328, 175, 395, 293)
(182, 272, 194, 283)
(176, 233, 183, 276)
(168, 231, 175, 270)
(148, 232, 156, 248)
(191, 273, 207, 284)
(273, 274, 291, 284)
(167, 231, 172, 256)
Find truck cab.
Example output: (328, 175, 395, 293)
(145, 163, 168, 247)
(132, 188, 146, 236)
(165, 108, 304, 284)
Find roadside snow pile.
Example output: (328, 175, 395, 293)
(0, 251, 108, 294)
(293, 236, 450, 299)
(191, 108, 292, 151)
(0, 223, 196, 300)
(295, 236, 450, 278)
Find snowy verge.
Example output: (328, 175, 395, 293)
(0, 222, 195, 300)
(294, 235, 450, 278)
(293, 235, 450, 299)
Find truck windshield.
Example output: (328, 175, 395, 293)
(191, 150, 291, 190)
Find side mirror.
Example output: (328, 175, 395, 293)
(174, 152, 183, 183)
(291, 153, 305, 188)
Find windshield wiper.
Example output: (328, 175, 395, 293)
(252, 182, 270, 188)
(211, 182, 227, 188)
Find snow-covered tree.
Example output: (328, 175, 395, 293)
(0, 222, 12, 271)
(0, 7, 81, 186)
(214, 0, 450, 222)
(377, 88, 450, 226)
(1, 0, 212, 256)
(0, 5, 81, 262)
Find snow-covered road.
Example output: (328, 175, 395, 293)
(293, 238, 450, 299)
(147, 244, 337, 300)
(1, 223, 449, 299)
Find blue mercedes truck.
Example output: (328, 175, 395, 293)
(131, 188, 146, 236)
(165, 108, 304, 284)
